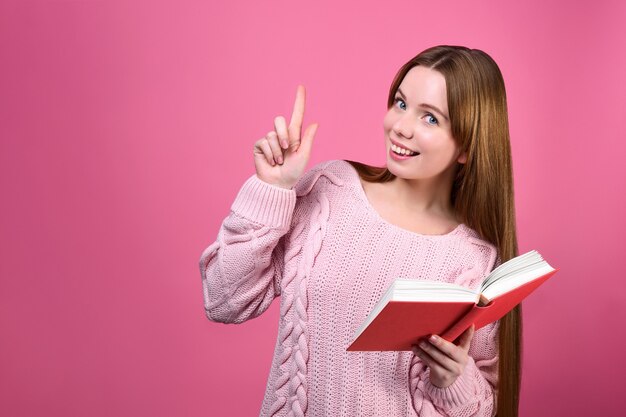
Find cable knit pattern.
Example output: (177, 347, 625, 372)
(269, 219, 305, 416)
(200, 159, 500, 416)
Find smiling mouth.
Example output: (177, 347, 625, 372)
(390, 143, 419, 156)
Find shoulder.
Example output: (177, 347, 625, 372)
(293, 159, 358, 197)
(456, 225, 499, 278)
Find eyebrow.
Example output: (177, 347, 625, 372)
(396, 88, 449, 122)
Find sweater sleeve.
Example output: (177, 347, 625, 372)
(198, 173, 297, 324)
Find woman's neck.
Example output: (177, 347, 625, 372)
(386, 174, 456, 221)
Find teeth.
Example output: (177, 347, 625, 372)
(391, 143, 417, 156)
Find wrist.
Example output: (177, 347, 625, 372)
(274, 182, 295, 190)
(256, 175, 295, 190)
(424, 356, 478, 409)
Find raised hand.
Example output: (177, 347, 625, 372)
(412, 324, 476, 388)
(253, 85, 319, 189)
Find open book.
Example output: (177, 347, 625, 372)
(346, 250, 558, 351)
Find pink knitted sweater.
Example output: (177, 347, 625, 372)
(200, 159, 500, 416)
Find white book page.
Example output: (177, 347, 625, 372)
(392, 279, 478, 302)
(480, 250, 555, 300)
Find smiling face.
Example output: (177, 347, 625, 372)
(383, 65, 466, 184)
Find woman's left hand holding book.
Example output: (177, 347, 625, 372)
(412, 324, 476, 388)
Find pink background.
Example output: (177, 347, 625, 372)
(1, 0, 625, 416)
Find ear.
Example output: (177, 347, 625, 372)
(457, 151, 467, 164)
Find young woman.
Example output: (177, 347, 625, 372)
(200, 45, 520, 417)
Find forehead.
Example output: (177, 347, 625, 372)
(398, 66, 448, 110)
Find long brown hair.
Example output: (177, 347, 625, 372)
(347, 45, 520, 417)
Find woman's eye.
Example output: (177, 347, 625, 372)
(395, 97, 406, 110)
(425, 113, 438, 125)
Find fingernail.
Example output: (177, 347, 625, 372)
(277, 155, 283, 164)
(430, 335, 438, 343)
(419, 341, 427, 349)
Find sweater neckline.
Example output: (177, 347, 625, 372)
(340, 160, 467, 238)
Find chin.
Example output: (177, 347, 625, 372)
(386, 161, 407, 178)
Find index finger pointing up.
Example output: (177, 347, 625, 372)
(288, 85, 306, 147)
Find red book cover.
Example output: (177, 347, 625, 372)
(346, 268, 558, 352)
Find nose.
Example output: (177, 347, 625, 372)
(392, 113, 413, 139)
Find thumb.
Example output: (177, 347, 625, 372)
(295, 122, 318, 157)
(459, 324, 475, 351)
